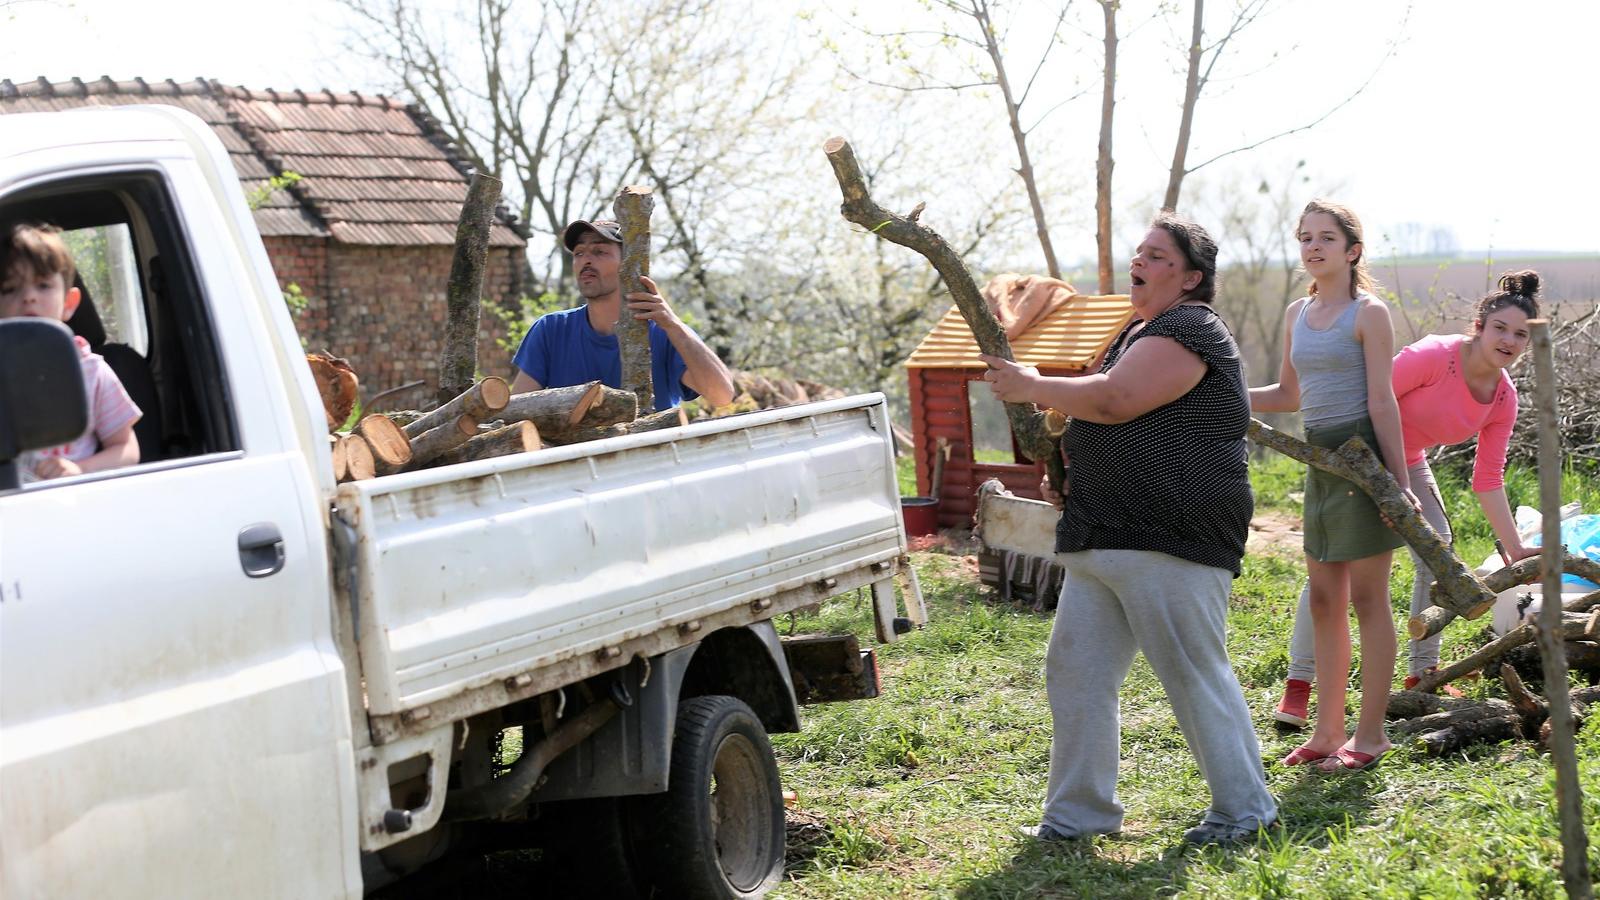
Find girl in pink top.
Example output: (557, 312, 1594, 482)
(1273, 270, 1541, 724)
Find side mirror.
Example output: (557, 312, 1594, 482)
(0, 318, 88, 491)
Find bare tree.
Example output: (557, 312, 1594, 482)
(819, 0, 1089, 282)
(1162, 0, 1411, 211)
(1094, 0, 1117, 292)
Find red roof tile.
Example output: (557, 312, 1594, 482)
(0, 77, 525, 248)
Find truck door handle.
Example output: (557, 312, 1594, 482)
(238, 523, 286, 578)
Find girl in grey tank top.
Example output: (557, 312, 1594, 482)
(1290, 292, 1373, 427)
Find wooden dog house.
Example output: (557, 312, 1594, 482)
(905, 293, 1133, 529)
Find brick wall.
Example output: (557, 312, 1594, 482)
(263, 236, 525, 406)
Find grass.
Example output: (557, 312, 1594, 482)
(772, 458, 1600, 899)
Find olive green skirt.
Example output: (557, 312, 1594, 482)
(1303, 416, 1405, 562)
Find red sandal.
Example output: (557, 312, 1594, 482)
(1281, 744, 1331, 767)
(1318, 744, 1391, 772)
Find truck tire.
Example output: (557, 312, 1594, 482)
(632, 695, 785, 898)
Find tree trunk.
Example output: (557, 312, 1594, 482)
(499, 382, 637, 434)
(1530, 318, 1592, 895)
(405, 414, 479, 470)
(975, 0, 1060, 279)
(1247, 418, 1495, 620)
(1095, 0, 1117, 293)
(1504, 641, 1600, 679)
(434, 421, 542, 466)
(1162, 0, 1204, 211)
(406, 377, 512, 439)
(357, 414, 413, 476)
(822, 136, 1065, 492)
(613, 185, 655, 414)
(342, 433, 376, 482)
(438, 173, 502, 405)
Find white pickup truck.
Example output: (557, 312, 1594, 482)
(0, 106, 918, 898)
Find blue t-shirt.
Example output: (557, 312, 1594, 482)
(511, 305, 698, 411)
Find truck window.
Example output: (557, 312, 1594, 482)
(1, 174, 239, 485)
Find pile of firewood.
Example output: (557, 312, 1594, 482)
(319, 364, 691, 483)
(1385, 558, 1600, 755)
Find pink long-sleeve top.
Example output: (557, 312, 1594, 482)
(1392, 333, 1518, 491)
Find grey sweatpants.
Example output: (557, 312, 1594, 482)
(1042, 549, 1278, 836)
(1287, 459, 1447, 681)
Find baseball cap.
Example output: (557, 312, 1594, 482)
(562, 219, 623, 252)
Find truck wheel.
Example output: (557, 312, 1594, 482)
(632, 695, 784, 898)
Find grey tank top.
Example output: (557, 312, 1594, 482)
(1291, 292, 1372, 426)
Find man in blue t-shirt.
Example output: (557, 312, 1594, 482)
(510, 220, 734, 412)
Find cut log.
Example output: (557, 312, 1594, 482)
(330, 433, 348, 482)
(499, 383, 638, 437)
(544, 407, 686, 446)
(405, 414, 478, 470)
(823, 137, 1064, 493)
(342, 433, 376, 482)
(434, 421, 542, 467)
(1391, 701, 1517, 737)
(404, 377, 512, 439)
(307, 351, 359, 432)
(1414, 714, 1523, 757)
(356, 413, 413, 476)
(1385, 689, 1492, 721)
(1412, 558, 1600, 640)
(614, 185, 655, 414)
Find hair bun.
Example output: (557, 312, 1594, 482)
(1499, 269, 1540, 298)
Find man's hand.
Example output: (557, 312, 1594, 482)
(626, 275, 683, 332)
(977, 354, 1040, 404)
(32, 457, 82, 480)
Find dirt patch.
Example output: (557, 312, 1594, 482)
(1246, 509, 1303, 556)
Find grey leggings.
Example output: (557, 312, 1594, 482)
(1043, 549, 1277, 835)
(1287, 459, 1447, 681)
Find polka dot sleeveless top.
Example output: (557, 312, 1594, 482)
(1056, 304, 1253, 575)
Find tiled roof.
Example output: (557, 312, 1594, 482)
(0, 77, 525, 248)
(906, 294, 1135, 370)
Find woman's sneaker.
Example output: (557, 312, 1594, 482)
(1272, 678, 1311, 727)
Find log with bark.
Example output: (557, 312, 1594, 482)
(1412, 556, 1600, 640)
(1503, 641, 1600, 680)
(1409, 615, 1598, 694)
(498, 382, 638, 437)
(614, 185, 655, 414)
(404, 377, 511, 439)
(1385, 669, 1600, 757)
(434, 421, 542, 466)
(356, 413, 413, 476)
(1246, 417, 1496, 620)
(823, 136, 1064, 492)
(543, 407, 687, 446)
(438, 173, 502, 405)
(403, 415, 478, 470)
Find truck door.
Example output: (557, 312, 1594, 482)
(0, 155, 359, 894)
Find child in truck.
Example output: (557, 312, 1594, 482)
(0, 222, 141, 482)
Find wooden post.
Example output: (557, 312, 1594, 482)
(1529, 317, 1592, 898)
(438, 173, 503, 406)
(614, 185, 655, 415)
(822, 136, 1064, 492)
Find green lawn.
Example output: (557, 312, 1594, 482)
(773, 457, 1600, 898)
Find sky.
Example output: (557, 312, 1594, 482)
(3, 0, 1597, 258)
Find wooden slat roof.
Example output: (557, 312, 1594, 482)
(906, 293, 1135, 370)
(0, 77, 526, 248)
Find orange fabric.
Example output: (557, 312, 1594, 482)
(981, 273, 1077, 341)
